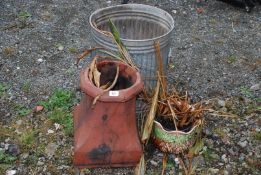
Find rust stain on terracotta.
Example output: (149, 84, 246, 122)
(88, 144, 112, 160)
(102, 114, 108, 122)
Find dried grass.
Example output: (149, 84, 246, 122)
(76, 20, 138, 108)
(141, 77, 160, 144)
(140, 41, 207, 131)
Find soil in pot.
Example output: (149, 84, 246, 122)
(98, 62, 133, 90)
(155, 117, 194, 132)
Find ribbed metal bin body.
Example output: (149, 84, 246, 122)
(89, 4, 174, 89)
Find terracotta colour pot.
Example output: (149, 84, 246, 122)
(153, 121, 198, 154)
(73, 60, 143, 168)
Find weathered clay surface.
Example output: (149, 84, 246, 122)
(74, 61, 143, 168)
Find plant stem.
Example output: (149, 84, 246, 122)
(178, 156, 188, 175)
(161, 153, 167, 175)
(91, 65, 120, 108)
(167, 99, 178, 131)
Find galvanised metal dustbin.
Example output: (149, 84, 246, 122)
(89, 4, 174, 90)
(73, 60, 144, 169)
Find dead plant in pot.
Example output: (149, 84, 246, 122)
(152, 87, 205, 175)
(137, 42, 207, 175)
(73, 20, 145, 169)
(76, 19, 138, 105)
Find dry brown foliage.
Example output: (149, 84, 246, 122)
(140, 41, 207, 131)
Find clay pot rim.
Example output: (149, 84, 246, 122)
(80, 60, 144, 102)
(153, 120, 198, 135)
(85, 60, 142, 92)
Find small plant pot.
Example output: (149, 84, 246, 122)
(152, 120, 198, 154)
(73, 60, 144, 169)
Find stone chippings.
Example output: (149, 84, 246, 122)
(0, 0, 260, 174)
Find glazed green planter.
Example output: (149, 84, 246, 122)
(152, 121, 198, 154)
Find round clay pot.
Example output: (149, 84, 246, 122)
(152, 120, 198, 154)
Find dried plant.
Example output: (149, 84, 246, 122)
(136, 41, 207, 175)
(141, 77, 160, 144)
(140, 41, 207, 131)
(76, 20, 138, 107)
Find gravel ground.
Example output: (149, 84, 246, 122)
(0, 0, 260, 174)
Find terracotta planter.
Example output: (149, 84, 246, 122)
(73, 60, 143, 169)
(152, 121, 198, 154)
